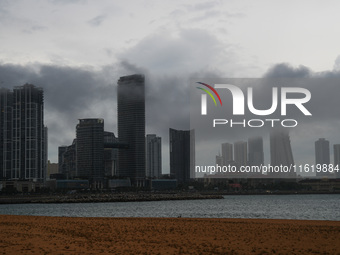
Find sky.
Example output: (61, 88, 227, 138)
(1, 0, 340, 174)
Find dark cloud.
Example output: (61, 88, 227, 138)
(0, 61, 191, 167)
(88, 14, 106, 26)
(264, 63, 311, 78)
(119, 60, 148, 76)
(0, 63, 116, 161)
(1, 60, 339, 176)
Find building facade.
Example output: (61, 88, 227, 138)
(117, 74, 146, 185)
(146, 134, 162, 179)
(76, 118, 104, 183)
(0, 84, 46, 181)
(59, 130, 118, 182)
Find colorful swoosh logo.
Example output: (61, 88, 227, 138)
(196, 82, 222, 106)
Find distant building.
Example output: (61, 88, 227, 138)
(221, 143, 233, 165)
(76, 118, 104, 186)
(47, 161, 58, 178)
(58, 146, 68, 174)
(169, 128, 195, 183)
(0, 84, 47, 182)
(103, 131, 118, 177)
(248, 136, 264, 166)
(117, 74, 146, 186)
(315, 138, 331, 177)
(216, 153, 223, 166)
(146, 134, 162, 179)
(234, 141, 247, 168)
(270, 130, 295, 178)
(58, 140, 76, 179)
(334, 144, 340, 178)
(59, 129, 118, 183)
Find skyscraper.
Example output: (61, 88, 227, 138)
(270, 130, 295, 178)
(76, 118, 104, 183)
(334, 144, 340, 178)
(315, 138, 330, 177)
(234, 141, 247, 168)
(221, 142, 233, 166)
(169, 128, 195, 183)
(117, 74, 145, 186)
(248, 136, 264, 166)
(0, 88, 13, 179)
(11, 84, 46, 181)
(146, 134, 162, 179)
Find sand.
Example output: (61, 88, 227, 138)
(0, 215, 339, 254)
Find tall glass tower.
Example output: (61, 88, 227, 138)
(12, 84, 46, 181)
(0, 88, 13, 179)
(117, 74, 145, 186)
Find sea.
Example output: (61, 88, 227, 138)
(0, 194, 339, 221)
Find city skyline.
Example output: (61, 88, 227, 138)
(1, 1, 340, 174)
(1, 80, 339, 180)
(212, 133, 340, 178)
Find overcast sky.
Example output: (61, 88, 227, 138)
(1, 0, 340, 173)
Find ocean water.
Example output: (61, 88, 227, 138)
(0, 194, 339, 220)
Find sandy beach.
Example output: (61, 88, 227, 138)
(0, 215, 339, 254)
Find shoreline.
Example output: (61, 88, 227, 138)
(0, 192, 223, 204)
(0, 191, 339, 204)
(1, 215, 339, 254)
